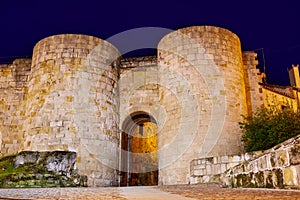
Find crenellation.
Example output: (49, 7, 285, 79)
(121, 56, 157, 69)
(243, 52, 264, 114)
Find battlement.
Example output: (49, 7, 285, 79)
(0, 58, 31, 89)
(121, 55, 157, 68)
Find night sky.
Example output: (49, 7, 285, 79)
(0, 0, 299, 85)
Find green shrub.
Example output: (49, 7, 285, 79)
(240, 106, 300, 152)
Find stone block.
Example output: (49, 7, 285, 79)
(243, 162, 251, 173)
(266, 154, 272, 169)
(220, 163, 228, 173)
(289, 142, 300, 165)
(283, 167, 298, 186)
(253, 171, 264, 188)
(202, 175, 210, 183)
(269, 153, 277, 168)
(258, 156, 267, 171)
(194, 164, 206, 170)
(293, 164, 300, 186)
(272, 169, 284, 189)
(206, 164, 212, 175)
(193, 169, 204, 176)
(212, 157, 218, 164)
(276, 150, 289, 167)
(264, 170, 273, 188)
(212, 164, 221, 174)
(249, 161, 258, 172)
(221, 156, 229, 163)
(189, 176, 198, 184)
(50, 121, 63, 127)
(229, 155, 241, 163)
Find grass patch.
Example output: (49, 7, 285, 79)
(0, 154, 27, 179)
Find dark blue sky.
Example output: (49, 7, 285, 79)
(0, 0, 299, 85)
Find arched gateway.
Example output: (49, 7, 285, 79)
(120, 112, 158, 186)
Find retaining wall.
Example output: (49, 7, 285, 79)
(190, 134, 300, 189)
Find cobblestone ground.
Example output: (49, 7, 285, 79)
(0, 187, 125, 200)
(159, 184, 300, 200)
(0, 185, 300, 199)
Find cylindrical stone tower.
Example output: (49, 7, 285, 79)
(157, 26, 247, 185)
(22, 34, 121, 186)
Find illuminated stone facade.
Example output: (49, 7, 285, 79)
(0, 26, 298, 186)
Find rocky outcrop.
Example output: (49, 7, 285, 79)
(0, 151, 87, 188)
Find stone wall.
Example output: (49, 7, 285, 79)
(190, 134, 300, 189)
(224, 134, 300, 189)
(189, 152, 264, 184)
(0, 59, 31, 155)
(157, 26, 247, 185)
(119, 56, 159, 123)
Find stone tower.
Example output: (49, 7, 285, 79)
(22, 34, 121, 186)
(157, 26, 247, 185)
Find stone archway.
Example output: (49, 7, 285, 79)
(120, 112, 158, 186)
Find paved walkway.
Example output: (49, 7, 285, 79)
(160, 184, 300, 200)
(119, 186, 194, 200)
(0, 185, 300, 199)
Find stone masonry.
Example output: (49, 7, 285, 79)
(0, 26, 268, 186)
(0, 59, 31, 154)
(157, 26, 248, 185)
(242, 52, 265, 114)
(190, 134, 300, 189)
(224, 134, 300, 189)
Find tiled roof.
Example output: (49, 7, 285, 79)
(259, 83, 296, 99)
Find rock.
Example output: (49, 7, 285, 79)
(1, 151, 86, 188)
(45, 151, 77, 175)
(14, 151, 39, 167)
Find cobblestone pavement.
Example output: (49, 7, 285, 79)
(119, 186, 193, 199)
(0, 187, 125, 200)
(159, 184, 300, 200)
(0, 185, 300, 199)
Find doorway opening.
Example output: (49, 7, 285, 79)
(120, 112, 158, 186)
